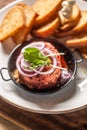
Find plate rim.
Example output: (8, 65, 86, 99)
(0, 0, 25, 13)
(1, 96, 87, 114)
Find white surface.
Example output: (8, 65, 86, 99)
(0, 0, 87, 114)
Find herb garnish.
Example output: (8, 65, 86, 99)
(23, 47, 51, 69)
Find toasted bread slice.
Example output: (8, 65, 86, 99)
(57, 11, 87, 37)
(82, 53, 87, 59)
(79, 48, 87, 59)
(66, 32, 87, 48)
(0, 6, 24, 41)
(59, 4, 81, 31)
(12, 3, 37, 44)
(32, 0, 62, 27)
(32, 17, 60, 38)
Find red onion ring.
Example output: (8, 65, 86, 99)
(16, 42, 60, 76)
(21, 59, 33, 72)
(21, 41, 45, 53)
(21, 58, 44, 73)
(42, 48, 57, 66)
(34, 48, 58, 75)
(16, 55, 44, 77)
(16, 55, 38, 77)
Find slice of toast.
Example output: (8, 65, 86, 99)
(79, 49, 87, 59)
(56, 11, 87, 37)
(59, 4, 81, 31)
(12, 3, 37, 44)
(32, 0, 62, 27)
(32, 17, 60, 38)
(66, 32, 87, 48)
(82, 53, 87, 59)
(0, 6, 24, 41)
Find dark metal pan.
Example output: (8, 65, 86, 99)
(0, 38, 83, 94)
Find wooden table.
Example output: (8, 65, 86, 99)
(0, 0, 87, 130)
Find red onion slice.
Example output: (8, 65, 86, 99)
(34, 48, 58, 75)
(16, 43, 60, 76)
(42, 48, 58, 66)
(21, 58, 44, 73)
(16, 55, 38, 77)
(16, 54, 44, 77)
(21, 41, 45, 53)
(21, 59, 33, 72)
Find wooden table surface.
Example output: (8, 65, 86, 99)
(0, 0, 87, 130)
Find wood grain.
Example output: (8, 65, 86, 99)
(0, 98, 87, 130)
(0, 117, 23, 130)
(0, 0, 87, 130)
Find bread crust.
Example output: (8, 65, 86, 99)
(79, 49, 87, 59)
(32, 17, 60, 38)
(32, 0, 62, 27)
(66, 32, 87, 48)
(56, 11, 87, 37)
(12, 3, 37, 44)
(0, 6, 24, 41)
(59, 5, 81, 31)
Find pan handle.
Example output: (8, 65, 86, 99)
(0, 67, 11, 81)
(72, 49, 83, 63)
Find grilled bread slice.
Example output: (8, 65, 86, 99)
(79, 49, 87, 59)
(0, 6, 24, 41)
(66, 32, 87, 48)
(80, 49, 87, 59)
(59, 4, 81, 31)
(32, 0, 62, 27)
(12, 3, 37, 44)
(32, 17, 60, 38)
(56, 11, 87, 37)
(82, 53, 87, 59)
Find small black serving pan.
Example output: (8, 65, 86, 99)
(0, 38, 83, 94)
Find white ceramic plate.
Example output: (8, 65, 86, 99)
(0, 0, 87, 114)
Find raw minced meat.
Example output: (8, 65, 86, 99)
(16, 42, 61, 89)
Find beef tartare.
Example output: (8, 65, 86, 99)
(13, 40, 71, 90)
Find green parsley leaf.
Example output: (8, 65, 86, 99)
(23, 47, 51, 69)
